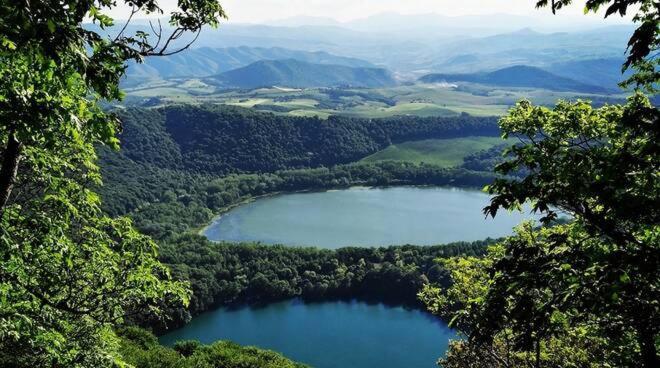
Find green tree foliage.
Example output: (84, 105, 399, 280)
(113, 105, 499, 175)
(486, 95, 658, 367)
(117, 326, 309, 368)
(152, 237, 494, 331)
(422, 96, 659, 367)
(419, 3, 659, 367)
(0, 1, 224, 366)
(0, 0, 225, 210)
(420, 224, 614, 368)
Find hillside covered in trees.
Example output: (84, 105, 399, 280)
(96, 105, 506, 332)
(144, 236, 494, 331)
(2, 0, 657, 367)
(114, 105, 499, 175)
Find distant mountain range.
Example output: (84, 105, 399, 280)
(98, 18, 634, 77)
(124, 46, 375, 87)
(544, 58, 630, 91)
(105, 14, 635, 93)
(208, 59, 396, 89)
(419, 65, 609, 93)
(267, 12, 632, 36)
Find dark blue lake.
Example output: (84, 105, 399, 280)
(160, 299, 457, 368)
(168, 186, 539, 367)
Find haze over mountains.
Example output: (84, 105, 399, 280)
(265, 12, 632, 35)
(419, 66, 610, 94)
(210, 59, 395, 88)
(115, 12, 633, 93)
(125, 47, 375, 86)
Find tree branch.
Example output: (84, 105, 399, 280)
(0, 131, 23, 216)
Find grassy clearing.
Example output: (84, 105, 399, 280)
(128, 87, 192, 97)
(361, 136, 510, 167)
(287, 109, 332, 119)
(275, 99, 320, 109)
(347, 102, 458, 118)
(226, 98, 271, 107)
(125, 81, 627, 118)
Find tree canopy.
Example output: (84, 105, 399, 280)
(422, 97, 659, 368)
(421, 2, 659, 367)
(0, 1, 224, 366)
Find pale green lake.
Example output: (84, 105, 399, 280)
(171, 186, 538, 367)
(204, 186, 537, 248)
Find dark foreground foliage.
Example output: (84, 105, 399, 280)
(118, 326, 309, 368)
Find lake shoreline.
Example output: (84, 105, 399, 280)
(200, 185, 528, 248)
(158, 297, 459, 368)
(159, 296, 435, 339)
(197, 183, 487, 239)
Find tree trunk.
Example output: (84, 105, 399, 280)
(637, 323, 658, 368)
(0, 133, 22, 215)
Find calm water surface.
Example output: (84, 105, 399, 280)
(204, 186, 537, 248)
(160, 299, 456, 368)
(180, 187, 536, 367)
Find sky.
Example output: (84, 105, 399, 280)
(106, 0, 634, 24)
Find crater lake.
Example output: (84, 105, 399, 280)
(203, 186, 537, 248)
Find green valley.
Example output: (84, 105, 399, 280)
(361, 136, 510, 167)
(1, 1, 657, 368)
(121, 82, 631, 119)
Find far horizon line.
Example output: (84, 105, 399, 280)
(114, 10, 634, 27)
(263, 10, 632, 23)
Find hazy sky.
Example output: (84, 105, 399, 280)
(106, 0, 633, 24)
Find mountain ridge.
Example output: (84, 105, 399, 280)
(209, 59, 397, 88)
(419, 65, 610, 93)
(124, 46, 376, 87)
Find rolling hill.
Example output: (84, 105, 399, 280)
(94, 20, 635, 77)
(123, 47, 375, 87)
(106, 105, 498, 176)
(209, 59, 397, 89)
(419, 65, 609, 93)
(544, 57, 630, 91)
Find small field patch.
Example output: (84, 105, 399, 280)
(361, 136, 510, 167)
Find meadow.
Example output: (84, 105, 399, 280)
(122, 80, 628, 119)
(361, 136, 510, 167)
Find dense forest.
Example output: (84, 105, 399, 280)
(139, 236, 495, 331)
(114, 105, 499, 175)
(1, 0, 657, 367)
(95, 104, 506, 332)
(100, 154, 499, 236)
